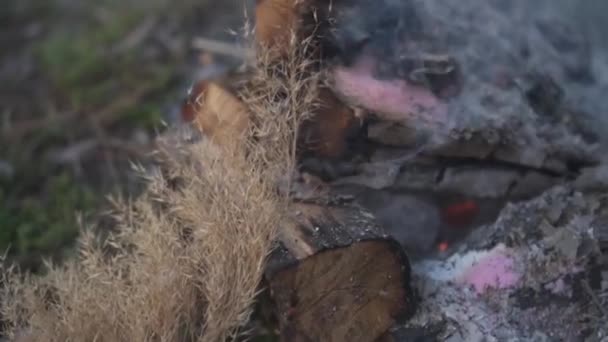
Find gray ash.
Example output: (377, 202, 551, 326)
(321, 0, 607, 159)
(293, 2, 608, 338)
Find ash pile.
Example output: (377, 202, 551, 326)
(318, 1, 608, 340)
(179, 0, 608, 340)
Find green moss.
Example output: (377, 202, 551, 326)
(0, 172, 96, 259)
(35, 3, 173, 126)
(1, 0, 189, 270)
(39, 34, 103, 88)
(121, 103, 164, 130)
(37, 15, 138, 108)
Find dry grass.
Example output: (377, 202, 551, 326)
(0, 26, 320, 342)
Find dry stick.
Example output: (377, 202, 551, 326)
(86, 85, 162, 181)
(581, 279, 608, 318)
(5, 111, 80, 140)
(191, 37, 255, 61)
(49, 138, 148, 165)
(88, 111, 122, 182)
(5, 86, 154, 142)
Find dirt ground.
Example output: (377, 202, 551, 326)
(0, 0, 246, 270)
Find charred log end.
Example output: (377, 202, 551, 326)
(299, 89, 360, 159)
(267, 241, 413, 342)
(265, 203, 415, 342)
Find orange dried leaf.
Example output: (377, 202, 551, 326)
(188, 81, 250, 150)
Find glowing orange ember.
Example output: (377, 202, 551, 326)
(441, 200, 480, 228)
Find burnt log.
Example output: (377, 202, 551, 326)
(265, 201, 416, 342)
(255, 0, 361, 160)
(182, 77, 416, 341)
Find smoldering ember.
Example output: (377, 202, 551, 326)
(181, 0, 608, 341)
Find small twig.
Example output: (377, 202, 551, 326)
(112, 16, 157, 53)
(93, 86, 156, 127)
(48, 137, 150, 166)
(101, 138, 152, 156)
(89, 116, 121, 183)
(191, 37, 255, 60)
(6, 112, 80, 141)
(581, 279, 608, 318)
(4, 86, 153, 142)
(48, 139, 99, 165)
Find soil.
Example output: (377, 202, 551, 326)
(0, 0, 246, 270)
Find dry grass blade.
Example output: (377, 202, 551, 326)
(1, 24, 321, 342)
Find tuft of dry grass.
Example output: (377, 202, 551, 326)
(1, 26, 321, 342)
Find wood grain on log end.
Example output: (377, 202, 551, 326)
(266, 202, 416, 342)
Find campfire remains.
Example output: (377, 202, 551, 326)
(183, 0, 608, 340)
